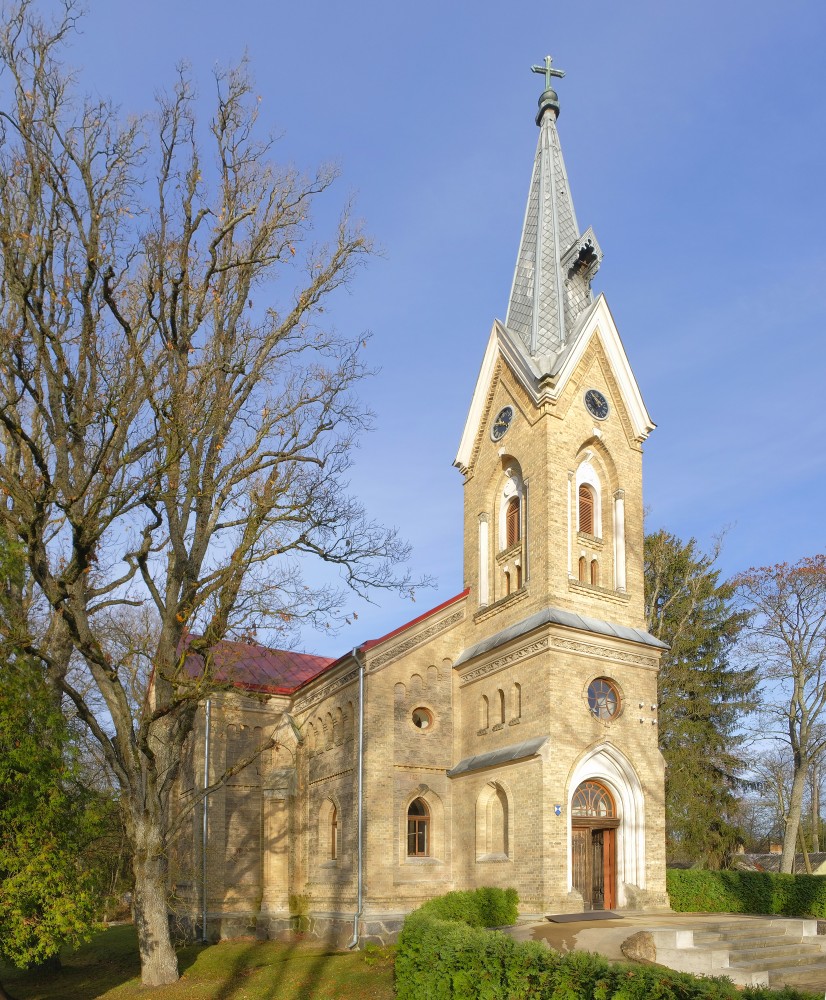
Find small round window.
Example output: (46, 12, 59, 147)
(587, 678, 620, 720)
(411, 707, 433, 730)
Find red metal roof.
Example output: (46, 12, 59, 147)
(184, 638, 335, 695)
(184, 590, 468, 697)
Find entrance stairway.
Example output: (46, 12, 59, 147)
(651, 916, 826, 991)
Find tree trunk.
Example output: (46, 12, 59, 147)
(812, 762, 821, 852)
(799, 825, 813, 874)
(782, 762, 808, 873)
(132, 830, 179, 987)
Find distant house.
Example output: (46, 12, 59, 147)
(735, 853, 826, 875)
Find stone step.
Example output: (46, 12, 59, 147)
(730, 948, 826, 971)
(767, 960, 826, 988)
(701, 924, 799, 941)
(730, 942, 823, 959)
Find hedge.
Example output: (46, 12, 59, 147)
(668, 868, 826, 917)
(395, 887, 819, 1000)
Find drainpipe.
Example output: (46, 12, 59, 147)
(347, 647, 365, 949)
(201, 698, 211, 943)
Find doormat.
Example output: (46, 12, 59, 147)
(546, 911, 622, 923)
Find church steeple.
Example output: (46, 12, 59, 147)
(505, 56, 602, 361)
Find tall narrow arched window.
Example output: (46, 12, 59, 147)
(512, 683, 522, 721)
(330, 805, 338, 860)
(407, 798, 430, 857)
(578, 484, 595, 535)
(497, 689, 506, 725)
(578, 556, 587, 582)
(590, 559, 599, 586)
(506, 496, 520, 547)
(479, 695, 489, 730)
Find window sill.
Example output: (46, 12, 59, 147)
(577, 531, 603, 548)
(403, 857, 444, 866)
(568, 579, 630, 605)
(474, 586, 529, 623)
(476, 853, 511, 863)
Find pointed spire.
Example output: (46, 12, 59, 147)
(505, 57, 602, 361)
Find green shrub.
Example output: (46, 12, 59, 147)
(395, 886, 820, 1000)
(667, 868, 826, 917)
(416, 887, 519, 928)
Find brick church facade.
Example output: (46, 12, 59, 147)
(171, 60, 670, 944)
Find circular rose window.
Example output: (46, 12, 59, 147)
(587, 678, 620, 720)
(411, 707, 433, 730)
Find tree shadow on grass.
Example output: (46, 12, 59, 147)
(0, 925, 145, 1000)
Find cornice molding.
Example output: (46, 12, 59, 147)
(293, 666, 359, 715)
(368, 609, 464, 670)
(460, 636, 549, 685)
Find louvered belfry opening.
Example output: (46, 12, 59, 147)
(578, 485, 594, 534)
(506, 496, 520, 547)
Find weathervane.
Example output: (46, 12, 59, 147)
(531, 54, 565, 93)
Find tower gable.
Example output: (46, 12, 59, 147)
(455, 296, 654, 478)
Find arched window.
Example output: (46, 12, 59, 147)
(506, 496, 520, 547)
(578, 556, 587, 582)
(479, 695, 489, 730)
(407, 798, 430, 857)
(571, 780, 615, 818)
(330, 805, 338, 860)
(476, 782, 511, 859)
(497, 689, 506, 725)
(512, 682, 522, 721)
(590, 559, 599, 586)
(578, 484, 595, 535)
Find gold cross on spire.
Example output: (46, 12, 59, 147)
(531, 54, 565, 91)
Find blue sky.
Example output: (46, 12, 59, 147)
(64, 0, 826, 655)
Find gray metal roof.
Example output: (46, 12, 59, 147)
(504, 81, 602, 366)
(447, 735, 548, 778)
(453, 606, 668, 670)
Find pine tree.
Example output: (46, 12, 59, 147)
(645, 530, 755, 867)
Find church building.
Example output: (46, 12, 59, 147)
(172, 58, 670, 944)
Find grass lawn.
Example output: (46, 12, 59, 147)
(0, 924, 396, 1000)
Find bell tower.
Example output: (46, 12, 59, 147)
(455, 58, 656, 639)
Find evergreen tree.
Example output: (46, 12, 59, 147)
(645, 530, 755, 867)
(0, 537, 105, 987)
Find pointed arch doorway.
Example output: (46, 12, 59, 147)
(570, 780, 618, 910)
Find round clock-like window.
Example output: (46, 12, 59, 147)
(587, 678, 620, 720)
(491, 405, 514, 441)
(411, 707, 433, 730)
(584, 388, 609, 420)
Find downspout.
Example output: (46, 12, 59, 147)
(347, 647, 365, 949)
(201, 698, 211, 943)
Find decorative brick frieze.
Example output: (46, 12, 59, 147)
(368, 610, 464, 669)
(293, 667, 359, 715)
(460, 637, 550, 685)
(551, 636, 658, 669)
(308, 767, 354, 787)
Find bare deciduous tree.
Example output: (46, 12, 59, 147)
(0, 2, 420, 986)
(736, 555, 826, 875)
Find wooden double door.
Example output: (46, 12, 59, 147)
(571, 824, 617, 910)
